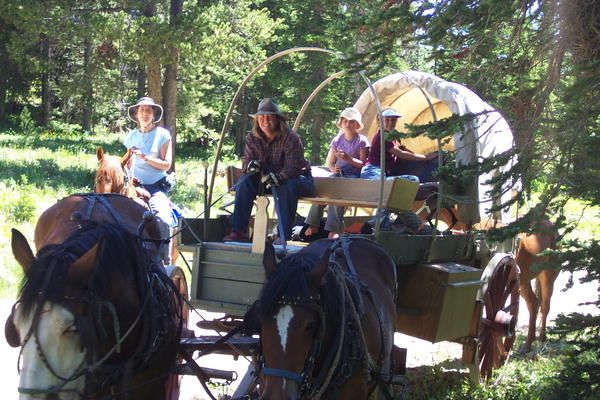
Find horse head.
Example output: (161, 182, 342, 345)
(257, 241, 333, 400)
(7, 223, 180, 400)
(9, 227, 104, 399)
(95, 147, 129, 196)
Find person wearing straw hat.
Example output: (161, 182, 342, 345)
(304, 107, 369, 239)
(124, 96, 178, 232)
(223, 98, 315, 243)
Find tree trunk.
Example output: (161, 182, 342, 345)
(0, 80, 6, 121)
(81, 38, 93, 132)
(147, 58, 162, 105)
(163, 47, 179, 171)
(136, 66, 146, 99)
(236, 88, 247, 156)
(40, 35, 51, 127)
(143, 1, 162, 106)
(162, 0, 183, 172)
(309, 62, 326, 165)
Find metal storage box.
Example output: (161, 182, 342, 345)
(395, 262, 483, 342)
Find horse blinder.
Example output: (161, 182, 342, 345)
(5, 302, 20, 347)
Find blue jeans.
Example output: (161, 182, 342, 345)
(141, 186, 177, 264)
(360, 164, 419, 182)
(144, 187, 179, 229)
(360, 165, 419, 229)
(231, 173, 316, 240)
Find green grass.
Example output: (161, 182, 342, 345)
(0, 127, 235, 297)
(401, 336, 570, 400)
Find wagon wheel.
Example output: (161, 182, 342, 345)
(477, 255, 520, 380)
(166, 265, 190, 329)
(165, 265, 190, 400)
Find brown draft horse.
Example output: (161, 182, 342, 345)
(5, 194, 182, 400)
(415, 201, 559, 353)
(255, 237, 397, 399)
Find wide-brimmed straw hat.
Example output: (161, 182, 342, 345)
(381, 107, 402, 118)
(249, 98, 286, 119)
(336, 107, 364, 130)
(127, 97, 163, 123)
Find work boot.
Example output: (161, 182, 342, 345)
(223, 230, 251, 242)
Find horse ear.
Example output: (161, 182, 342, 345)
(263, 242, 278, 278)
(67, 241, 101, 287)
(96, 146, 105, 162)
(11, 229, 35, 274)
(121, 149, 133, 168)
(306, 249, 329, 288)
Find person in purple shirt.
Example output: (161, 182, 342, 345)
(223, 98, 315, 243)
(305, 107, 369, 238)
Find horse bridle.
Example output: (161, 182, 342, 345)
(7, 198, 173, 399)
(10, 255, 90, 397)
(258, 240, 355, 399)
(10, 255, 160, 399)
(258, 238, 393, 399)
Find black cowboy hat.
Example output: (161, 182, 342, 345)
(249, 98, 286, 119)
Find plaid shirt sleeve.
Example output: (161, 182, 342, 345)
(242, 133, 262, 172)
(278, 130, 309, 180)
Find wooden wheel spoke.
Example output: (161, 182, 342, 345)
(478, 256, 520, 381)
(502, 299, 519, 314)
(500, 277, 518, 306)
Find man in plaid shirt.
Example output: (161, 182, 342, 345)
(223, 98, 315, 243)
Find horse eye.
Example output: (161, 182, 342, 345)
(63, 324, 78, 335)
(305, 321, 316, 333)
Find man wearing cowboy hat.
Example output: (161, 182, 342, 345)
(223, 98, 315, 243)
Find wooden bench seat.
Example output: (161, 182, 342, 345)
(226, 166, 419, 210)
(225, 166, 420, 253)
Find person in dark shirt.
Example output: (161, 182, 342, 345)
(360, 107, 436, 234)
(223, 98, 316, 242)
(361, 107, 436, 180)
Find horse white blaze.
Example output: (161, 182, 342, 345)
(15, 302, 85, 400)
(275, 305, 294, 352)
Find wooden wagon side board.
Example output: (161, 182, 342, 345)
(189, 242, 266, 315)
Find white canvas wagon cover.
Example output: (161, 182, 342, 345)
(353, 71, 518, 224)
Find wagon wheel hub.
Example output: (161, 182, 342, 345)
(481, 309, 517, 337)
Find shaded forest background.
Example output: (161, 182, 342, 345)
(1, 0, 599, 397)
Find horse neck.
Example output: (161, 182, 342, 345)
(313, 272, 344, 371)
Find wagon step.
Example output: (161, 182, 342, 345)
(173, 363, 237, 381)
(179, 336, 259, 357)
(196, 317, 242, 332)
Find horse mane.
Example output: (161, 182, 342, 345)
(18, 223, 142, 316)
(258, 251, 341, 325)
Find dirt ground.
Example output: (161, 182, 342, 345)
(1, 269, 597, 399)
